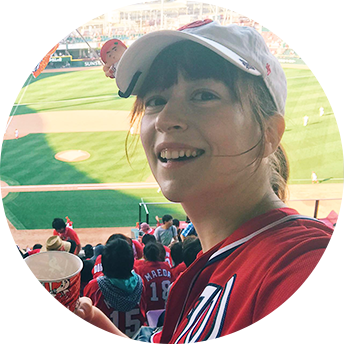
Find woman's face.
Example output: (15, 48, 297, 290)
(140, 73, 263, 203)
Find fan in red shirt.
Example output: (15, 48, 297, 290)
(52, 217, 81, 255)
(135, 241, 173, 312)
(140, 222, 155, 235)
(0, 253, 20, 339)
(84, 238, 146, 338)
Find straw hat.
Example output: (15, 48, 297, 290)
(42, 236, 71, 252)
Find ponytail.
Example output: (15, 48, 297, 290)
(269, 144, 289, 202)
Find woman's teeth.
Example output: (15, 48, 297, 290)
(160, 149, 201, 161)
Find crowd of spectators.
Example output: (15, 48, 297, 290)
(5, 214, 343, 339)
(17, 214, 201, 338)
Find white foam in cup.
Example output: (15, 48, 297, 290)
(19, 251, 82, 282)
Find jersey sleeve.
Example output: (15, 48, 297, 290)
(83, 278, 98, 299)
(133, 240, 143, 260)
(251, 248, 344, 344)
(69, 229, 81, 246)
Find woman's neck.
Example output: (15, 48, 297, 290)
(181, 177, 286, 252)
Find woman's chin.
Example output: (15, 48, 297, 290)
(158, 182, 184, 203)
(161, 189, 183, 203)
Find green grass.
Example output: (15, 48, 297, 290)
(11, 69, 135, 115)
(0, 132, 151, 185)
(3, 189, 185, 229)
(282, 67, 342, 183)
(1, 66, 342, 230)
(0, 68, 343, 184)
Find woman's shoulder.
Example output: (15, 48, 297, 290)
(209, 209, 333, 273)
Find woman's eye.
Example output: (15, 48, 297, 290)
(192, 91, 219, 102)
(145, 97, 166, 108)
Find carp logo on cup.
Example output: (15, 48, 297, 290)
(45, 279, 70, 298)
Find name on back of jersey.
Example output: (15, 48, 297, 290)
(144, 268, 171, 282)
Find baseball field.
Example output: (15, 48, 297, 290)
(1, 65, 343, 248)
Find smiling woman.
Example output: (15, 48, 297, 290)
(135, 41, 285, 208)
(75, 20, 333, 342)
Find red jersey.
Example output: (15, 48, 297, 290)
(92, 255, 104, 279)
(164, 246, 172, 268)
(84, 278, 146, 338)
(132, 240, 143, 260)
(171, 262, 187, 281)
(151, 208, 332, 343)
(133, 259, 145, 271)
(0, 273, 20, 339)
(143, 227, 155, 235)
(53, 227, 80, 254)
(136, 260, 173, 311)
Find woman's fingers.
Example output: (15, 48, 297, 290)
(75, 297, 93, 324)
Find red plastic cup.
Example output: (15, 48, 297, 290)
(19, 251, 82, 344)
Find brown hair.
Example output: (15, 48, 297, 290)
(126, 40, 289, 201)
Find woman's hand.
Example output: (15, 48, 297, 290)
(17, 282, 135, 344)
(17, 281, 94, 344)
(74, 297, 93, 320)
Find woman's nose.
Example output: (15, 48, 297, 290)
(154, 101, 188, 133)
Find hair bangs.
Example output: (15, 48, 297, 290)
(137, 40, 239, 98)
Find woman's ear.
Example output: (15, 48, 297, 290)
(263, 114, 285, 157)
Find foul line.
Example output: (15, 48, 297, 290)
(0, 75, 32, 146)
(13, 94, 121, 107)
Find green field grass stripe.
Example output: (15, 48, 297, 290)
(11, 69, 135, 115)
(2, 189, 186, 229)
(3, 197, 27, 230)
(14, 94, 122, 107)
(2, 66, 342, 192)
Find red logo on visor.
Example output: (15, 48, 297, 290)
(266, 63, 272, 76)
(178, 19, 213, 31)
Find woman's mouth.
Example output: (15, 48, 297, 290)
(158, 148, 205, 163)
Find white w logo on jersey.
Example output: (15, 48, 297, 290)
(175, 275, 236, 343)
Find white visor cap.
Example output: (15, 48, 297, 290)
(115, 20, 287, 115)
